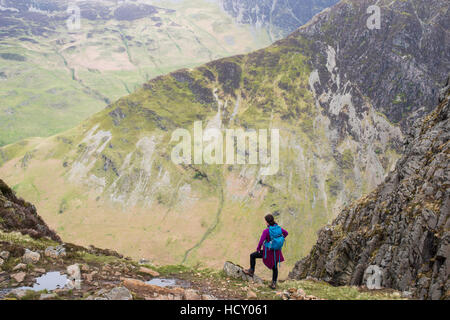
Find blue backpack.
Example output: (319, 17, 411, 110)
(264, 225, 285, 267)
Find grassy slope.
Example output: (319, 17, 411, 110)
(0, 0, 271, 146)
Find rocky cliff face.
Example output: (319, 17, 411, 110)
(220, 0, 339, 40)
(0, 179, 60, 242)
(295, 0, 450, 131)
(289, 77, 450, 300)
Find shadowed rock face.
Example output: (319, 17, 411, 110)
(220, 0, 339, 40)
(289, 77, 450, 300)
(0, 179, 61, 242)
(292, 0, 450, 130)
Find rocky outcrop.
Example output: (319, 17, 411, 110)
(223, 261, 264, 284)
(289, 78, 450, 300)
(293, 0, 450, 130)
(0, 179, 60, 242)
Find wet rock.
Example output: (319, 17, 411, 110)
(223, 261, 263, 284)
(44, 245, 66, 259)
(22, 249, 40, 264)
(104, 286, 133, 300)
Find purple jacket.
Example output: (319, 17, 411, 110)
(257, 225, 288, 269)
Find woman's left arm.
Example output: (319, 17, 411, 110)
(282, 228, 288, 238)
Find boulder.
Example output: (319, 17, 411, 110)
(44, 245, 66, 259)
(223, 261, 263, 284)
(67, 264, 82, 290)
(104, 286, 133, 300)
(139, 267, 160, 277)
(11, 272, 26, 283)
(121, 277, 185, 296)
(22, 249, 40, 264)
(12, 263, 27, 271)
(67, 264, 81, 281)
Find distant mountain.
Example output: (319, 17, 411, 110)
(0, 0, 448, 272)
(289, 76, 450, 300)
(220, 0, 339, 40)
(0, 0, 271, 146)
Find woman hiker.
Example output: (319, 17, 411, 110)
(243, 214, 288, 289)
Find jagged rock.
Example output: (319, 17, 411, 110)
(223, 261, 263, 284)
(104, 286, 133, 300)
(290, 82, 450, 300)
(201, 294, 217, 300)
(0, 258, 4, 267)
(45, 245, 66, 259)
(22, 249, 40, 264)
(11, 272, 26, 283)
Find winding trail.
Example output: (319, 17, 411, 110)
(181, 175, 224, 265)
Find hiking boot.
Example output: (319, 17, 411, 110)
(269, 282, 277, 290)
(243, 269, 254, 277)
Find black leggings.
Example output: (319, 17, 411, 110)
(250, 251, 278, 283)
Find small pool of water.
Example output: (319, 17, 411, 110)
(18, 271, 68, 292)
(146, 278, 190, 288)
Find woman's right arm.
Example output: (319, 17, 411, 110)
(256, 230, 267, 252)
